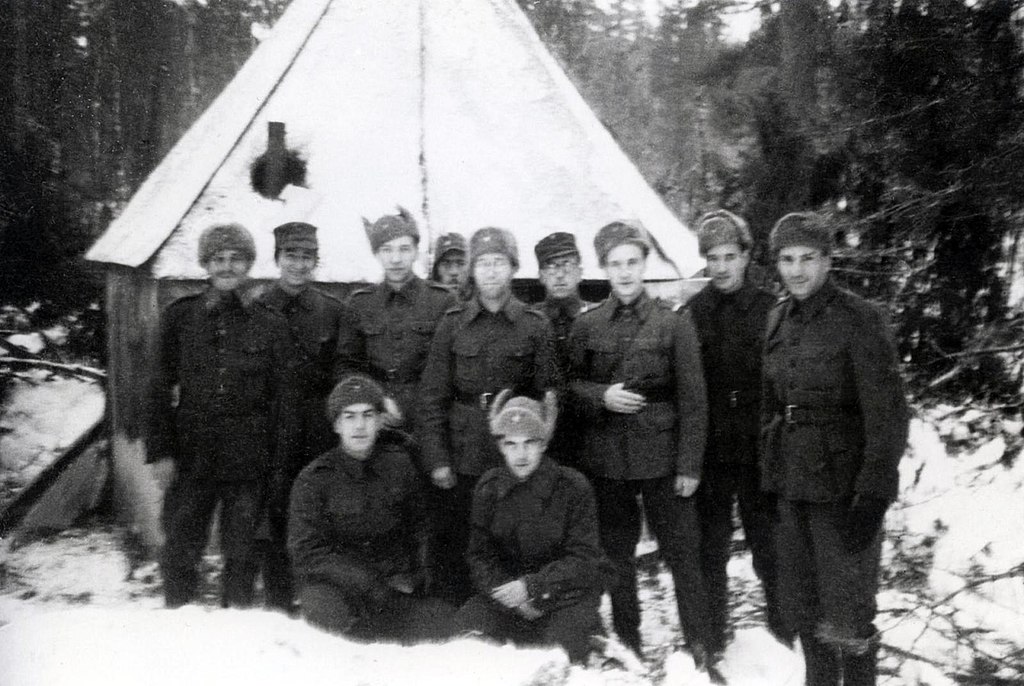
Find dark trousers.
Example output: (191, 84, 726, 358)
(300, 583, 456, 644)
(161, 476, 263, 608)
(431, 474, 479, 604)
(695, 461, 787, 653)
(777, 500, 881, 686)
(593, 475, 711, 654)
(258, 398, 335, 611)
(455, 593, 602, 663)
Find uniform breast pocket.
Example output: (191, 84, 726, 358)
(453, 339, 483, 387)
(585, 340, 619, 379)
(630, 337, 669, 378)
(500, 343, 535, 383)
(238, 341, 271, 373)
(795, 344, 844, 390)
(362, 323, 387, 360)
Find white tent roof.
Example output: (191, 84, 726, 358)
(85, 0, 702, 281)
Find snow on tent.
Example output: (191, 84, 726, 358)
(84, 0, 702, 547)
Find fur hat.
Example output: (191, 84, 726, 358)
(769, 212, 835, 255)
(325, 374, 386, 421)
(697, 210, 752, 255)
(197, 223, 256, 265)
(488, 389, 557, 442)
(593, 221, 650, 266)
(273, 221, 319, 254)
(469, 227, 519, 269)
(363, 207, 420, 252)
(534, 232, 580, 267)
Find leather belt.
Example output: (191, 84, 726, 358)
(781, 405, 855, 425)
(722, 389, 757, 409)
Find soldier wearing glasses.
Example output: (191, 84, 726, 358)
(418, 227, 560, 602)
(534, 232, 595, 469)
(761, 212, 909, 686)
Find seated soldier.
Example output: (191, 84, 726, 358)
(288, 374, 453, 643)
(454, 390, 609, 663)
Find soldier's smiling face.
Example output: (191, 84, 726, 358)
(777, 245, 831, 300)
(376, 235, 418, 287)
(705, 243, 749, 294)
(603, 243, 647, 303)
(276, 247, 318, 291)
(498, 434, 546, 480)
(203, 249, 252, 292)
(334, 402, 382, 460)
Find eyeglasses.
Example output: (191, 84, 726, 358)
(476, 257, 512, 271)
(540, 259, 580, 276)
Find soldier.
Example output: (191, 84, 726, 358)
(567, 221, 713, 668)
(149, 223, 291, 609)
(760, 212, 909, 686)
(418, 226, 560, 602)
(688, 210, 789, 660)
(455, 390, 608, 663)
(534, 232, 595, 469)
(289, 375, 453, 643)
(430, 232, 469, 291)
(340, 208, 456, 429)
(254, 221, 355, 613)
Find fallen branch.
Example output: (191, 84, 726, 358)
(947, 345, 1024, 358)
(0, 357, 106, 381)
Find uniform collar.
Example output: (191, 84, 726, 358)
(610, 291, 652, 321)
(382, 275, 423, 305)
(704, 279, 758, 311)
(464, 293, 526, 324)
(493, 456, 558, 499)
(203, 287, 253, 316)
(543, 294, 583, 320)
(332, 444, 380, 480)
(787, 278, 837, 322)
(264, 284, 315, 312)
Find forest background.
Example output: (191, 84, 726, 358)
(1, 0, 1024, 400)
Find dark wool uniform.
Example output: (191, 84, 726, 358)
(761, 279, 909, 685)
(417, 296, 560, 601)
(151, 289, 291, 608)
(538, 295, 596, 470)
(455, 458, 608, 662)
(288, 437, 453, 643)
(254, 283, 355, 610)
(340, 276, 456, 428)
(568, 291, 711, 654)
(689, 280, 787, 653)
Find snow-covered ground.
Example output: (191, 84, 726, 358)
(0, 410, 1021, 684)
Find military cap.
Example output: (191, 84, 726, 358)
(534, 232, 580, 268)
(593, 221, 650, 266)
(769, 211, 835, 255)
(469, 227, 519, 269)
(434, 232, 468, 259)
(326, 374, 386, 420)
(363, 206, 420, 252)
(197, 223, 256, 265)
(697, 210, 752, 255)
(488, 389, 557, 442)
(273, 221, 318, 253)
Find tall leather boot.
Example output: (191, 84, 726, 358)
(800, 632, 841, 686)
(841, 637, 879, 686)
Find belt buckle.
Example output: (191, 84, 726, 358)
(479, 392, 494, 410)
(728, 390, 739, 408)
(385, 368, 398, 381)
(784, 404, 797, 425)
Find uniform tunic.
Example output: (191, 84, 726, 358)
(760, 278, 909, 683)
(288, 437, 450, 641)
(150, 288, 291, 608)
(567, 291, 711, 653)
(456, 458, 607, 662)
(254, 283, 355, 609)
(417, 294, 559, 602)
(340, 276, 455, 425)
(538, 295, 595, 469)
(689, 280, 785, 652)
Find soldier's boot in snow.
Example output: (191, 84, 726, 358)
(162, 566, 198, 608)
(221, 558, 258, 608)
(839, 629, 879, 686)
(800, 632, 841, 686)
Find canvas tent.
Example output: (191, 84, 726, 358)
(85, 0, 703, 547)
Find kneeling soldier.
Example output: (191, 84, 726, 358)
(288, 375, 453, 643)
(455, 390, 608, 663)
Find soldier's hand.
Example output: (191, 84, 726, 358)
(386, 573, 416, 595)
(382, 396, 405, 427)
(603, 383, 647, 414)
(515, 601, 544, 621)
(674, 475, 700, 498)
(845, 495, 889, 552)
(430, 466, 456, 489)
(491, 579, 529, 609)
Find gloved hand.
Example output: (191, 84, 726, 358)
(413, 566, 435, 596)
(844, 495, 889, 552)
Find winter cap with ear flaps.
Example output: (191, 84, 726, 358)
(697, 210, 752, 255)
(198, 223, 256, 265)
(325, 374, 386, 421)
(769, 211, 835, 255)
(363, 207, 419, 252)
(488, 389, 558, 442)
